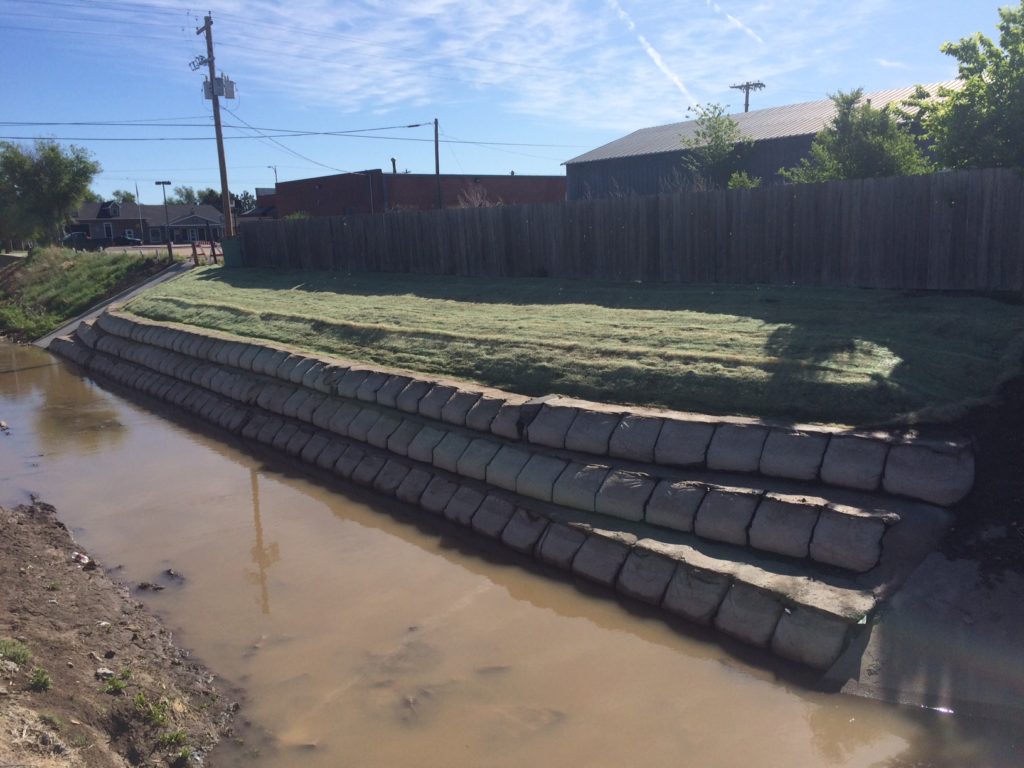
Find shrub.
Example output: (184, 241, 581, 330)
(29, 667, 52, 692)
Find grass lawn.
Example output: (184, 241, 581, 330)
(0, 247, 171, 340)
(124, 267, 1024, 426)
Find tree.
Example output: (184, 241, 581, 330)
(168, 185, 198, 205)
(0, 140, 100, 243)
(235, 190, 256, 214)
(680, 103, 753, 189)
(922, 1, 1024, 169)
(111, 189, 136, 204)
(82, 189, 102, 203)
(779, 89, 931, 183)
(197, 187, 221, 208)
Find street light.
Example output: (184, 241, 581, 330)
(267, 165, 278, 185)
(155, 181, 172, 259)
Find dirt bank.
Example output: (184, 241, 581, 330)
(0, 500, 238, 767)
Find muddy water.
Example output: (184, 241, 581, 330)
(1, 343, 1018, 767)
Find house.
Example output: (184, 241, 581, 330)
(70, 201, 225, 245)
(563, 82, 960, 200)
(267, 171, 566, 218)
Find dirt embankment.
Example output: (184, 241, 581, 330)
(0, 501, 237, 767)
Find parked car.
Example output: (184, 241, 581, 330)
(61, 232, 101, 251)
(112, 234, 143, 246)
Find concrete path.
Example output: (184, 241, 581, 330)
(33, 260, 192, 348)
(827, 551, 1024, 721)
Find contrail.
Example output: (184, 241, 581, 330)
(706, 0, 764, 45)
(607, 0, 697, 106)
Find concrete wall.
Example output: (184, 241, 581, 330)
(50, 312, 967, 670)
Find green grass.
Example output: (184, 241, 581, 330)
(0, 246, 170, 340)
(29, 666, 52, 692)
(125, 267, 1024, 426)
(156, 730, 188, 748)
(103, 677, 128, 695)
(0, 638, 31, 666)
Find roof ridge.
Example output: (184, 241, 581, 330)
(565, 80, 962, 166)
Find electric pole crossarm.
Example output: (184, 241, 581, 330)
(197, 14, 234, 239)
(730, 80, 766, 113)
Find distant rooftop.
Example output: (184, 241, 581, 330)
(565, 82, 961, 165)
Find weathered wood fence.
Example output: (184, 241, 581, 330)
(238, 168, 1024, 290)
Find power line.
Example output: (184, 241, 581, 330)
(221, 105, 352, 175)
(0, 131, 587, 148)
(0, 120, 435, 135)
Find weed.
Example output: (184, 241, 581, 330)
(0, 246, 170, 340)
(104, 677, 128, 695)
(156, 730, 188, 748)
(0, 638, 30, 666)
(29, 667, 52, 692)
(134, 692, 171, 726)
(39, 713, 64, 730)
(171, 746, 193, 766)
(45, 581, 59, 591)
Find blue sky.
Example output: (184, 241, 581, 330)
(1, 0, 1003, 203)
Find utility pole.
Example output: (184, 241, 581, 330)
(434, 118, 442, 210)
(730, 80, 766, 112)
(197, 14, 234, 238)
(155, 181, 172, 259)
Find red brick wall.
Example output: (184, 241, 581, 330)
(274, 171, 565, 217)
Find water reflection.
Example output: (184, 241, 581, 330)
(0, 345, 125, 456)
(247, 468, 279, 615)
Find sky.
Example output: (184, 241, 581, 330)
(0, 0, 1004, 203)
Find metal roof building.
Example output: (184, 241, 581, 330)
(564, 82, 959, 200)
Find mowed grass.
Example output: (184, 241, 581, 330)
(0, 247, 170, 340)
(125, 267, 1024, 426)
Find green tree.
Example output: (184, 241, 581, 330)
(111, 189, 136, 204)
(0, 140, 100, 243)
(168, 185, 198, 205)
(196, 187, 221, 208)
(680, 103, 753, 189)
(780, 89, 931, 183)
(235, 190, 256, 213)
(922, 1, 1024, 169)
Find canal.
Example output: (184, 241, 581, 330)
(0, 343, 1017, 767)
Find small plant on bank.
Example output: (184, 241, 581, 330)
(39, 712, 65, 730)
(104, 677, 128, 695)
(171, 746, 194, 766)
(134, 691, 171, 726)
(45, 581, 60, 591)
(156, 730, 188, 748)
(0, 637, 31, 665)
(29, 666, 52, 692)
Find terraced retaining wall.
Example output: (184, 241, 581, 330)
(50, 310, 972, 671)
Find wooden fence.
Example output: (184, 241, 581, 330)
(238, 167, 1024, 290)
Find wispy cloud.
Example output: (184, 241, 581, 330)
(8, 0, 899, 132)
(876, 57, 909, 69)
(606, 0, 696, 106)
(705, 0, 764, 45)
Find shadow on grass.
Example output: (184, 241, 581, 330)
(176, 268, 1024, 426)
